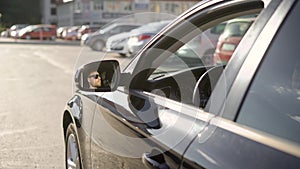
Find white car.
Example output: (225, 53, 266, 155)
(127, 20, 171, 56)
(105, 31, 132, 57)
(80, 32, 92, 46)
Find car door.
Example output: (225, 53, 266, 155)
(31, 27, 42, 38)
(66, 92, 100, 169)
(90, 0, 268, 168)
(182, 0, 300, 169)
(42, 26, 52, 38)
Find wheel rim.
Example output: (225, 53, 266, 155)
(67, 133, 80, 169)
(93, 41, 103, 51)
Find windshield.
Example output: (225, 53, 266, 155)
(132, 20, 171, 33)
(97, 22, 119, 33)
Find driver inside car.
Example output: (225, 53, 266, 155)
(87, 70, 102, 89)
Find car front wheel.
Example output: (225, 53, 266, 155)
(91, 40, 104, 51)
(65, 123, 81, 169)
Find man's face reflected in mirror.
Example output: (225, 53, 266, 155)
(87, 71, 102, 89)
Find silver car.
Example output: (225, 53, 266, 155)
(105, 31, 133, 57)
(127, 20, 171, 56)
(86, 23, 141, 51)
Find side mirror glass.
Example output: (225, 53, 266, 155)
(75, 60, 121, 92)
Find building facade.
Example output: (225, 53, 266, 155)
(45, 0, 199, 26)
(41, 0, 58, 25)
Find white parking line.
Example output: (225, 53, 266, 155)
(33, 51, 73, 75)
(0, 127, 38, 137)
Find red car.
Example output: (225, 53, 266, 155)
(214, 17, 255, 64)
(18, 24, 57, 40)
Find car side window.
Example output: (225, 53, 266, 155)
(33, 28, 41, 32)
(110, 26, 121, 34)
(44, 27, 51, 32)
(122, 26, 138, 32)
(237, 2, 300, 144)
(147, 14, 259, 108)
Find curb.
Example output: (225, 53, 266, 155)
(0, 38, 80, 46)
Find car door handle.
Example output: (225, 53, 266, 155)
(142, 152, 170, 169)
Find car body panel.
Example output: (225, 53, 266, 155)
(19, 24, 56, 39)
(182, 118, 300, 169)
(127, 20, 172, 56)
(183, 0, 300, 169)
(64, 92, 99, 168)
(106, 31, 132, 56)
(63, 0, 300, 169)
(91, 88, 212, 168)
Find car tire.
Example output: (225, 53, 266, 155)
(119, 53, 127, 57)
(65, 123, 82, 169)
(91, 40, 104, 51)
(50, 36, 56, 41)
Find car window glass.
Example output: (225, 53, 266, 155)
(110, 26, 121, 34)
(237, 2, 300, 144)
(150, 15, 256, 78)
(33, 28, 41, 32)
(145, 14, 259, 108)
(44, 27, 50, 31)
(122, 26, 138, 32)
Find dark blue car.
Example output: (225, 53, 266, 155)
(63, 0, 300, 168)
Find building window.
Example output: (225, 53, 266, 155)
(51, 8, 57, 15)
(94, 0, 103, 10)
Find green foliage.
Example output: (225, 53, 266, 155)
(0, 24, 6, 33)
(0, 0, 41, 27)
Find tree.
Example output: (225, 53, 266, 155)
(0, 0, 41, 27)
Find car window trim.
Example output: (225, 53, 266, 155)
(221, 0, 296, 120)
(210, 116, 300, 158)
(129, 0, 265, 89)
(143, 90, 215, 122)
(206, 0, 281, 117)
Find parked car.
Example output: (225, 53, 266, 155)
(85, 23, 141, 51)
(80, 32, 92, 46)
(18, 24, 56, 40)
(62, 26, 81, 41)
(127, 20, 171, 56)
(1, 29, 9, 37)
(213, 17, 256, 64)
(56, 26, 68, 39)
(9, 24, 29, 38)
(63, 1, 300, 169)
(105, 31, 133, 57)
(77, 25, 102, 40)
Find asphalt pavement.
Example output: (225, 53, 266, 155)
(0, 43, 132, 168)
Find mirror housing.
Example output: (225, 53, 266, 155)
(74, 60, 121, 92)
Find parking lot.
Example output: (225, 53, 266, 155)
(0, 42, 131, 168)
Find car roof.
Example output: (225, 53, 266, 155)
(130, 20, 172, 34)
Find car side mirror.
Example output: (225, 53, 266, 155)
(74, 60, 121, 92)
